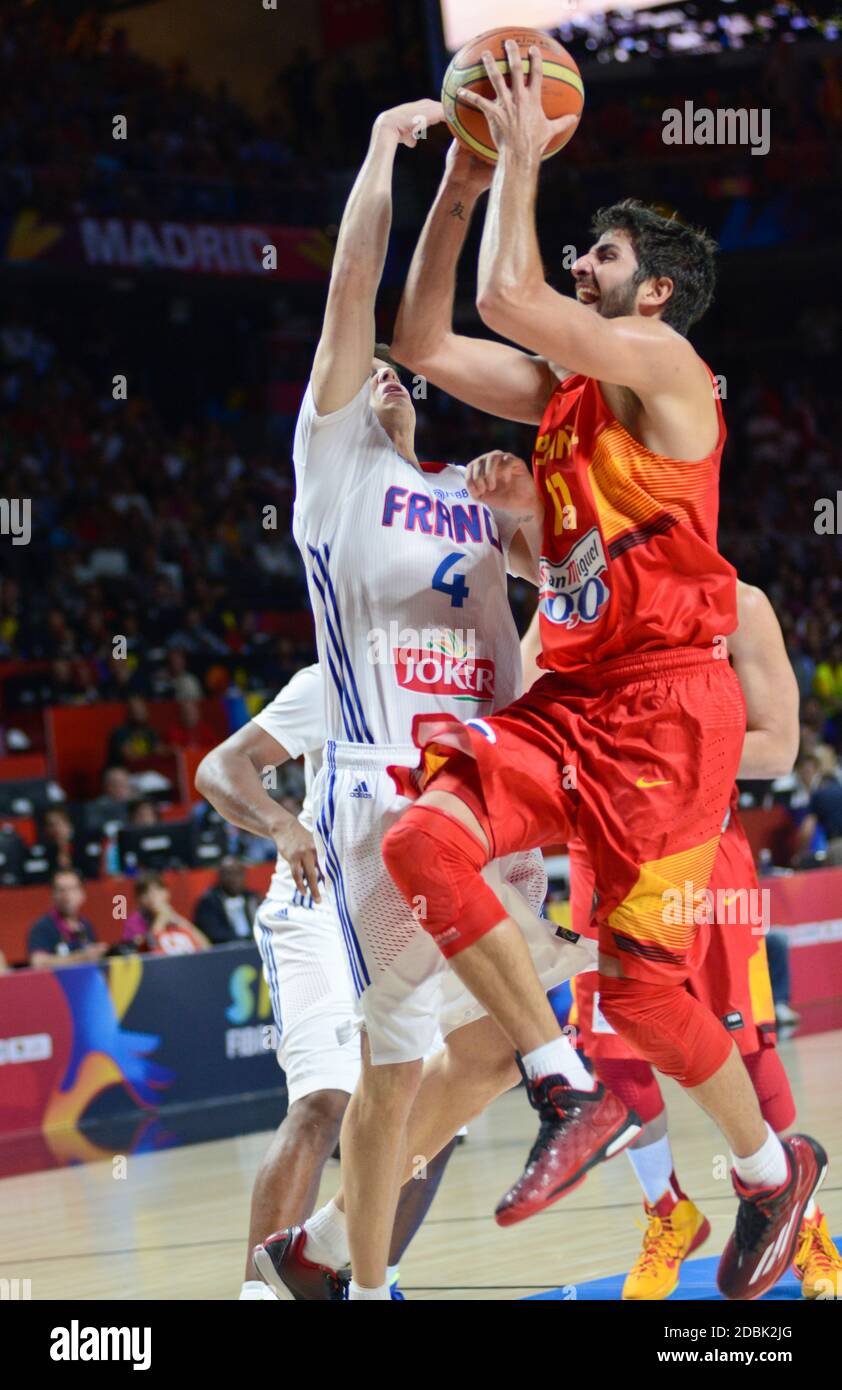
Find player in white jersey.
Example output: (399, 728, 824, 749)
(196, 665, 465, 1300)
(262, 98, 600, 1302)
(252, 674, 595, 1302)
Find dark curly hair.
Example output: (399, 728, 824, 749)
(590, 200, 717, 335)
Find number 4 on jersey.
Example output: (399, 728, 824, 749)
(432, 552, 470, 608)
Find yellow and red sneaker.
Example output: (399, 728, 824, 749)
(622, 1189, 711, 1301)
(793, 1209, 842, 1300)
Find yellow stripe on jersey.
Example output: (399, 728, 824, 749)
(588, 421, 717, 545)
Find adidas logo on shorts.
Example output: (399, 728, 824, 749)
(349, 781, 372, 799)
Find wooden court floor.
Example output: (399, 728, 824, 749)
(3, 1030, 840, 1301)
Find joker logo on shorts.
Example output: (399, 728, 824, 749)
(538, 528, 610, 629)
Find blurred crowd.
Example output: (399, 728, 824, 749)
(24, 857, 264, 972)
(552, 2, 841, 64)
(0, 312, 310, 707)
(0, 7, 424, 221)
(0, 4, 840, 231)
(1, 301, 840, 883)
(2, 9, 301, 219)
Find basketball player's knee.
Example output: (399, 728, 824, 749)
(382, 806, 504, 957)
(381, 809, 462, 939)
(288, 1087, 348, 1138)
(598, 976, 732, 1088)
(357, 1054, 422, 1114)
(743, 1048, 796, 1133)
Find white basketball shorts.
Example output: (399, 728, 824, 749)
(313, 739, 596, 1065)
(253, 886, 361, 1107)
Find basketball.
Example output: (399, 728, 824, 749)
(441, 27, 584, 165)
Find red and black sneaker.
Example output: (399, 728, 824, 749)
(495, 1078, 641, 1227)
(717, 1134, 828, 1300)
(253, 1227, 348, 1301)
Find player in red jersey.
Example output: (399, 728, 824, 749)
(382, 43, 826, 1298)
(526, 583, 841, 1299)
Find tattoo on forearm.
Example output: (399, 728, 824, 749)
(450, 200, 466, 221)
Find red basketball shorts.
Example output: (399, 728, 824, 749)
(392, 646, 745, 986)
(568, 800, 777, 1061)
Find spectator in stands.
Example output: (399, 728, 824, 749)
(157, 648, 203, 702)
(50, 656, 96, 703)
(165, 697, 216, 749)
(101, 654, 150, 700)
(28, 870, 107, 969)
(121, 872, 209, 955)
(792, 751, 842, 866)
(814, 639, 842, 717)
(0, 823, 28, 884)
(106, 695, 162, 767)
(193, 856, 260, 943)
(40, 806, 98, 879)
(129, 799, 159, 827)
(765, 931, 800, 1033)
(100, 767, 136, 803)
(166, 608, 229, 658)
(799, 696, 839, 763)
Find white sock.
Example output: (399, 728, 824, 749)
(239, 1280, 277, 1300)
(522, 1037, 596, 1091)
(731, 1124, 789, 1189)
(349, 1279, 390, 1300)
(303, 1198, 350, 1269)
(626, 1134, 676, 1206)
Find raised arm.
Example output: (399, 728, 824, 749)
(464, 43, 711, 435)
(730, 583, 800, 780)
(312, 100, 444, 417)
(391, 141, 557, 425)
(195, 723, 320, 900)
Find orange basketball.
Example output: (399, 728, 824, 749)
(441, 27, 584, 164)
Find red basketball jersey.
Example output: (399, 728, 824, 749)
(532, 371, 737, 672)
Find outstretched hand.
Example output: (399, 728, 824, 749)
(465, 450, 536, 517)
(374, 99, 445, 149)
(457, 40, 578, 160)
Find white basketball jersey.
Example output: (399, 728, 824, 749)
(292, 379, 523, 746)
(252, 664, 326, 903)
